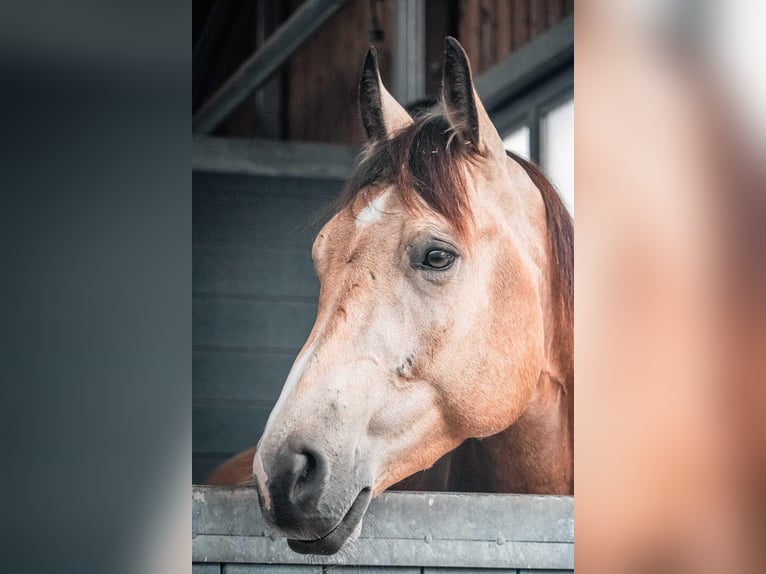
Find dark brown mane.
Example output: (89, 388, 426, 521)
(508, 150, 574, 368)
(339, 112, 479, 238)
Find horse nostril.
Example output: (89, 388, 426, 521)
(260, 442, 333, 535)
(295, 447, 325, 493)
(299, 450, 317, 483)
(287, 444, 328, 509)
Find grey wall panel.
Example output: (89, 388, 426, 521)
(193, 170, 342, 484)
(193, 173, 337, 248)
(330, 569, 421, 574)
(194, 455, 230, 484)
(193, 245, 319, 298)
(193, 403, 272, 454)
(193, 564, 221, 574)
(224, 566, 323, 574)
(193, 298, 317, 350)
(425, 570, 518, 574)
(193, 171, 342, 200)
(193, 349, 295, 402)
(192, 486, 574, 569)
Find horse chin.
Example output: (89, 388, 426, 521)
(286, 488, 371, 555)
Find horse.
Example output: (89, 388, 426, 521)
(205, 37, 574, 555)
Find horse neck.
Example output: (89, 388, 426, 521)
(513, 207, 573, 495)
(396, 293, 574, 495)
(451, 167, 574, 495)
(444, 364, 572, 494)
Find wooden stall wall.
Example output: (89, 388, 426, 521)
(285, 0, 395, 144)
(193, 0, 573, 144)
(456, 0, 574, 75)
(194, 0, 291, 139)
(285, 0, 573, 144)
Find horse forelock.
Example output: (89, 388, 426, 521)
(339, 111, 482, 241)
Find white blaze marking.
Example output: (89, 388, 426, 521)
(256, 338, 318, 511)
(356, 191, 389, 228)
(252, 451, 271, 510)
(262, 340, 317, 437)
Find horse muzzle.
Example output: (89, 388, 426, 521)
(254, 441, 372, 554)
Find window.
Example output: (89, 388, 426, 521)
(503, 125, 531, 160)
(541, 98, 574, 215)
(501, 96, 574, 216)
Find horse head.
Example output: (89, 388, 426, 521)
(252, 38, 567, 554)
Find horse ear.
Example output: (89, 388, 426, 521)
(442, 37, 504, 157)
(359, 46, 412, 141)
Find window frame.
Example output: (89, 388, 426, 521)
(492, 66, 574, 166)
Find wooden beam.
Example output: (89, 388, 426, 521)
(192, 137, 358, 180)
(475, 14, 573, 113)
(192, 0, 352, 134)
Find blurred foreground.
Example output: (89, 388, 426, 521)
(576, 1, 766, 572)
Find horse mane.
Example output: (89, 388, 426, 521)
(507, 150, 574, 365)
(338, 113, 574, 365)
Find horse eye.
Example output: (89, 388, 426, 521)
(423, 249, 455, 270)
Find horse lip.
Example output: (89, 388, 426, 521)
(286, 488, 371, 555)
